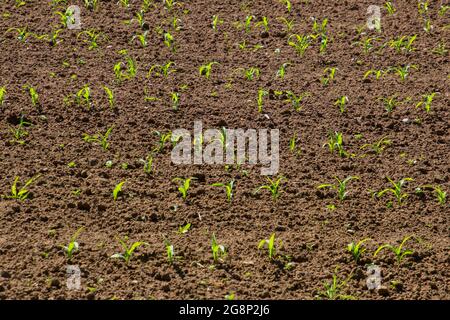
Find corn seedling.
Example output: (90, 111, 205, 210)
(360, 136, 391, 155)
(199, 62, 218, 79)
(113, 181, 125, 201)
(384, 1, 395, 14)
(164, 0, 176, 11)
(353, 37, 379, 54)
(363, 69, 387, 80)
(258, 233, 281, 260)
(417, 185, 446, 205)
(277, 17, 295, 32)
(77, 29, 105, 50)
(135, 10, 145, 29)
(139, 154, 153, 174)
(416, 92, 437, 113)
(82, 127, 113, 151)
(374, 236, 414, 263)
(153, 130, 172, 152)
(285, 91, 310, 112)
(170, 91, 180, 111)
(347, 238, 370, 263)
(321, 67, 337, 86)
(147, 61, 176, 77)
(83, 0, 98, 10)
(114, 56, 137, 81)
(23, 85, 39, 107)
(390, 65, 417, 82)
(432, 43, 448, 56)
(211, 233, 226, 263)
(389, 35, 417, 53)
(244, 15, 254, 33)
(75, 85, 91, 110)
(317, 268, 355, 300)
(377, 177, 414, 205)
(318, 176, 359, 201)
(34, 29, 63, 46)
(379, 96, 400, 113)
(178, 223, 191, 234)
(334, 96, 348, 113)
(289, 132, 301, 155)
(173, 177, 195, 200)
(163, 32, 175, 51)
(5, 27, 30, 42)
(257, 89, 268, 113)
(280, 0, 292, 12)
(133, 31, 149, 47)
(62, 227, 84, 260)
(164, 239, 175, 264)
(312, 18, 328, 37)
(9, 116, 31, 145)
(111, 237, 147, 264)
(2, 175, 40, 201)
(211, 180, 234, 202)
(55, 8, 75, 28)
(212, 15, 223, 31)
(103, 86, 115, 109)
(276, 62, 290, 79)
(323, 131, 350, 157)
(0, 86, 6, 105)
(255, 176, 285, 201)
(256, 17, 269, 33)
(288, 34, 311, 57)
(119, 0, 129, 8)
(242, 67, 260, 81)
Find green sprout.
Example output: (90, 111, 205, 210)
(75, 85, 91, 110)
(257, 88, 268, 113)
(173, 177, 196, 200)
(177, 223, 191, 234)
(212, 15, 223, 31)
(390, 64, 417, 81)
(9, 115, 31, 145)
(170, 91, 180, 111)
(334, 96, 348, 113)
(276, 62, 290, 79)
(256, 16, 269, 32)
(374, 236, 414, 263)
(2, 175, 40, 201)
(164, 239, 175, 264)
(0, 86, 6, 105)
(254, 176, 285, 201)
(379, 96, 401, 113)
(5, 27, 31, 42)
(258, 233, 281, 260)
(242, 67, 260, 81)
(363, 69, 387, 80)
(77, 29, 105, 50)
(147, 61, 176, 77)
(317, 268, 355, 300)
(360, 136, 391, 155)
(280, 0, 292, 12)
(416, 185, 446, 205)
(288, 34, 311, 57)
(244, 15, 254, 33)
(317, 176, 359, 201)
(103, 86, 115, 109)
(211, 180, 234, 202)
(140, 154, 153, 175)
(384, 1, 396, 14)
(133, 31, 148, 47)
(285, 91, 310, 112)
(323, 131, 351, 157)
(388, 35, 417, 53)
(111, 237, 147, 264)
(113, 181, 125, 201)
(55, 8, 75, 28)
(163, 32, 175, 51)
(23, 85, 39, 107)
(289, 132, 301, 155)
(353, 37, 379, 54)
(199, 62, 219, 79)
(153, 130, 172, 152)
(377, 177, 414, 205)
(277, 17, 295, 32)
(62, 227, 84, 260)
(347, 238, 370, 263)
(82, 126, 113, 151)
(321, 67, 337, 86)
(211, 233, 227, 263)
(416, 92, 437, 113)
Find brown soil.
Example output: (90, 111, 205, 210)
(0, 0, 449, 300)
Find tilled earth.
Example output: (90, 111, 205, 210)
(0, 0, 449, 299)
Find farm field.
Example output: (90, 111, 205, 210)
(0, 0, 449, 300)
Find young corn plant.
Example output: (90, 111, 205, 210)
(277, 17, 295, 32)
(242, 67, 260, 81)
(390, 65, 417, 82)
(147, 61, 176, 78)
(317, 268, 355, 300)
(384, 1, 396, 14)
(77, 29, 105, 50)
(288, 34, 311, 57)
(212, 15, 223, 31)
(416, 92, 437, 113)
(379, 96, 400, 113)
(173, 177, 195, 200)
(111, 237, 147, 264)
(323, 131, 350, 157)
(254, 176, 285, 201)
(5, 27, 31, 42)
(34, 29, 63, 46)
(75, 85, 91, 110)
(140, 154, 153, 175)
(113, 181, 125, 201)
(389, 35, 417, 53)
(177, 223, 191, 234)
(280, 0, 292, 12)
(360, 137, 391, 155)
(2, 175, 40, 201)
(257, 88, 268, 113)
(103, 86, 115, 109)
(82, 127, 113, 151)
(0, 86, 6, 105)
(353, 37, 379, 54)
(374, 236, 414, 263)
(258, 233, 281, 260)
(211, 233, 227, 263)
(334, 96, 348, 113)
(164, 239, 175, 264)
(170, 91, 180, 111)
(199, 62, 218, 79)
(153, 130, 172, 153)
(377, 177, 414, 205)
(289, 132, 301, 155)
(256, 17, 269, 33)
(211, 180, 234, 203)
(83, 0, 98, 10)
(285, 91, 310, 112)
(114, 56, 137, 81)
(317, 176, 359, 201)
(62, 227, 84, 260)
(416, 185, 446, 205)
(132, 31, 149, 47)
(55, 8, 75, 28)
(9, 116, 31, 145)
(276, 62, 290, 79)
(347, 238, 370, 263)
(244, 15, 254, 33)
(163, 32, 175, 52)
(363, 69, 387, 81)
(321, 67, 337, 86)
(23, 85, 39, 107)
